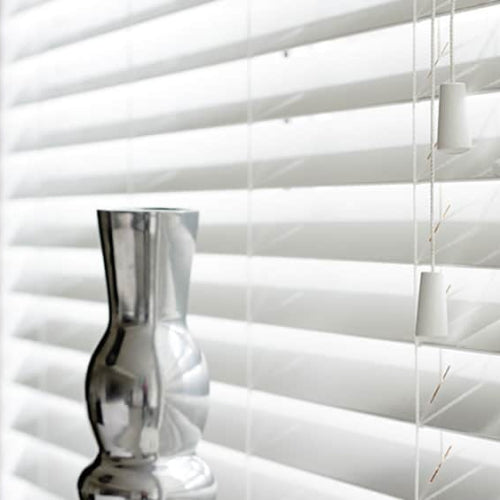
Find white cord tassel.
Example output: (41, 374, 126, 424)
(416, 272, 449, 337)
(416, 0, 449, 339)
(437, 0, 471, 153)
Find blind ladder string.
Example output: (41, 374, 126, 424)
(450, 0, 456, 82)
(430, 0, 436, 271)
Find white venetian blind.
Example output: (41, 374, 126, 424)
(1, 0, 500, 499)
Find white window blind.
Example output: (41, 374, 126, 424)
(1, 0, 500, 499)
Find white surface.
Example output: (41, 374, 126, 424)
(2, 0, 500, 498)
(416, 271, 449, 337)
(438, 82, 472, 153)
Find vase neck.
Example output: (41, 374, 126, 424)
(98, 209, 198, 325)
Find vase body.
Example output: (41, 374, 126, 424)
(78, 208, 216, 499)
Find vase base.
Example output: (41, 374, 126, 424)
(79, 453, 216, 500)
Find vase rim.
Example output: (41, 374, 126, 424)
(98, 207, 197, 214)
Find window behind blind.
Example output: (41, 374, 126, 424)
(1, 0, 500, 499)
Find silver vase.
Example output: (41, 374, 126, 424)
(78, 208, 216, 499)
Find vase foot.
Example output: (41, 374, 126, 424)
(79, 454, 216, 500)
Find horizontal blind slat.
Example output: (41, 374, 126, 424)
(4, 429, 401, 500)
(4, 86, 498, 159)
(6, 136, 500, 201)
(7, 0, 496, 102)
(9, 314, 500, 442)
(3, 476, 64, 500)
(5, 248, 500, 350)
(7, 376, 500, 499)
(4, 431, 85, 499)
(5, 179, 500, 268)
(4, 0, 216, 61)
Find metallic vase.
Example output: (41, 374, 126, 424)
(78, 208, 216, 499)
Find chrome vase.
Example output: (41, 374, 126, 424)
(78, 208, 216, 499)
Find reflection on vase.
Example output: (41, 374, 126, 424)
(78, 208, 216, 500)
